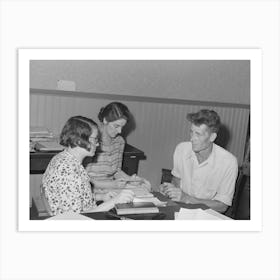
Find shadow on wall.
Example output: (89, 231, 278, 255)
(215, 124, 230, 149)
(122, 112, 136, 139)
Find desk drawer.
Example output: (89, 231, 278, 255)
(30, 154, 56, 174)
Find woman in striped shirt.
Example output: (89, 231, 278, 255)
(86, 102, 149, 190)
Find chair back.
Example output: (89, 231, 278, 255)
(224, 169, 249, 219)
(32, 185, 53, 217)
(161, 168, 172, 184)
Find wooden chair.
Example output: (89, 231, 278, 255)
(161, 168, 172, 184)
(32, 186, 53, 218)
(224, 169, 249, 219)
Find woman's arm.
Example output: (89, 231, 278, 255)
(116, 136, 125, 170)
(162, 184, 229, 213)
(83, 189, 134, 213)
(114, 169, 131, 180)
(180, 193, 229, 213)
(91, 178, 126, 189)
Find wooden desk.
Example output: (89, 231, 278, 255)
(30, 143, 146, 175)
(84, 195, 209, 220)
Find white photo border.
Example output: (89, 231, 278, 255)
(19, 48, 261, 232)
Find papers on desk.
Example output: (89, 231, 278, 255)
(47, 211, 92, 220)
(112, 186, 154, 198)
(128, 187, 154, 198)
(175, 208, 232, 220)
(35, 141, 64, 152)
(30, 126, 63, 152)
(30, 126, 54, 139)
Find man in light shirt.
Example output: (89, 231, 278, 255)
(160, 109, 238, 213)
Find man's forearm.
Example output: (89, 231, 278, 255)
(181, 193, 228, 213)
(91, 179, 116, 189)
(171, 176, 181, 188)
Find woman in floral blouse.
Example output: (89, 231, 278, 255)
(42, 116, 134, 216)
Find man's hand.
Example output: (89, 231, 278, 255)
(159, 182, 182, 201)
(159, 182, 171, 195)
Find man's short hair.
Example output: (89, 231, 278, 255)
(60, 116, 99, 151)
(187, 109, 221, 133)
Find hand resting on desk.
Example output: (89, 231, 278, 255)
(112, 189, 135, 204)
(159, 182, 193, 203)
(101, 189, 134, 203)
(159, 183, 228, 213)
(118, 174, 152, 192)
(159, 182, 181, 201)
(97, 191, 118, 202)
(84, 190, 135, 213)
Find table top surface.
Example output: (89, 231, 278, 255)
(34, 192, 209, 221)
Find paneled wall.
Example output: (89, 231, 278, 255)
(30, 90, 249, 189)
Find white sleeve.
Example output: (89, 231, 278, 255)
(171, 144, 182, 179)
(214, 157, 238, 206)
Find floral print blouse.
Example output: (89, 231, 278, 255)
(42, 149, 95, 215)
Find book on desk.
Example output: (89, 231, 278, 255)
(115, 202, 159, 215)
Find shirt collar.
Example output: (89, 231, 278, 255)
(206, 144, 216, 167)
(189, 143, 216, 167)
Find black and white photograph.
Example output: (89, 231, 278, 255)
(1, 1, 279, 280)
(18, 48, 261, 231)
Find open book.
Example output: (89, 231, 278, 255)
(105, 186, 154, 199)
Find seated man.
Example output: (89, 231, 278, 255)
(160, 109, 238, 213)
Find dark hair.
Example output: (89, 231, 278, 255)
(98, 102, 130, 123)
(60, 116, 99, 151)
(187, 109, 221, 133)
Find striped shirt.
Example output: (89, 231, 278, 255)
(86, 135, 125, 181)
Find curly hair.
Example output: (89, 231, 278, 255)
(59, 116, 99, 151)
(187, 109, 221, 133)
(98, 102, 130, 123)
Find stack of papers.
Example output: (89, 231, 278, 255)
(101, 187, 168, 207)
(125, 186, 154, 198)
(112, 186, 154, 198)
(175, 208, 232, 220)
(30, 126, 54, 140)
(30, 126, 63, 152)
(35, 141, 64, 152)
(133, 197, 168, 207)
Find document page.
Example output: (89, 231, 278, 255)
(175, 208, 232, 220)
(47, 211, 92, 220)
